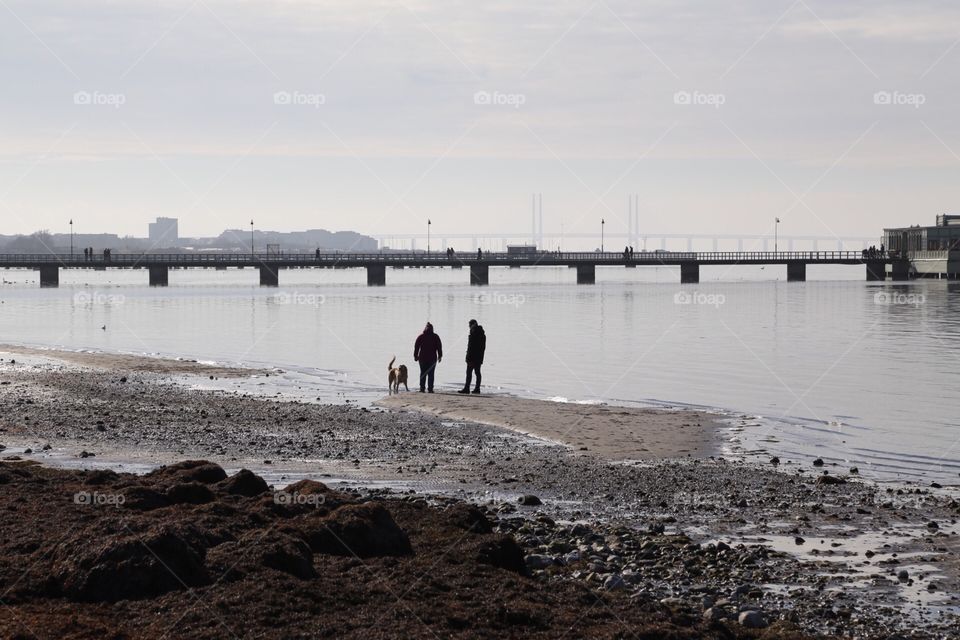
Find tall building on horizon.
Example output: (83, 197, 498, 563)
(148, 217, 178, 247)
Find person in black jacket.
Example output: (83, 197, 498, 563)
(458, 319, 486, 395)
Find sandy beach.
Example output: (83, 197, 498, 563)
(377, 392, 719, 459)
(0, 350, 958, 638)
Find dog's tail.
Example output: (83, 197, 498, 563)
(388, 356, 396, 370)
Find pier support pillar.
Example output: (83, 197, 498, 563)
(148, 266, 169, 287)
(866, 261, 886, 281)
(366, 264, 386, 286)
(890, 260, 910, 281)
(576, 264, 596, 284)
(259, 264, 279, 287)
(680, 263, 699, 284)
(38, 266, 59, 288)
(470, 263, 489, 285)
(787, 262, 806, 282)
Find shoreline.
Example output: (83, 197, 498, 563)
(0, 343, 270, 377)
(0, 350, 958, 637)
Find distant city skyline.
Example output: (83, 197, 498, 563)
(2, 1, 959, 246)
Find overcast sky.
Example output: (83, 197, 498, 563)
(1, 0, 958, 247)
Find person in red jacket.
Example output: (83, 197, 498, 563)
(413, 322, 443, 393)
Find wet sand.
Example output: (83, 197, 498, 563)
(0, 344, 268, 377)
(377, 392, 719, 459)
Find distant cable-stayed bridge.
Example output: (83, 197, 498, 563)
(374, 232, 879, 253)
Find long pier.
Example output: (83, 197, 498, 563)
(0, 251, 904, 287)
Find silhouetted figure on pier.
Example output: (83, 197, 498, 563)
(413, 322, 442, 393)
(477, 248, 482, 260)
(459, 319, 486, 395)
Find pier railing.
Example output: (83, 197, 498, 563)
(0, 250, 877, 265)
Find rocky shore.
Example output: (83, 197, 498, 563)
(0, 354, 958, 638)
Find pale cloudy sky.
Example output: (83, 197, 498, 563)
(1, 0, 958, 246)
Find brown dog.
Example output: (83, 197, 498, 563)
(388, 356, 409, 395)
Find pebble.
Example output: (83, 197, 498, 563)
(603, 574, 626, 591)
(703, 607, 727, 623)
(738, 610, 768, 628)
(518, 495, 543, 506)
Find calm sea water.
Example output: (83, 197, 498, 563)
(1, 264, 958, 483)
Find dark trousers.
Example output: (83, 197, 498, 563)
(419, 360, 437, 392)
(465, 363, 481, 391)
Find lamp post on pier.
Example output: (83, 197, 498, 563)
(250, 220, 254, 255)
(427, 219, 431, 255)
(601, 218, 605, 253)
(69, 219, 74, 257)
(775, 217, 780, 255)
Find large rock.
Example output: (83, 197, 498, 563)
(54, 525, 208, 602)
